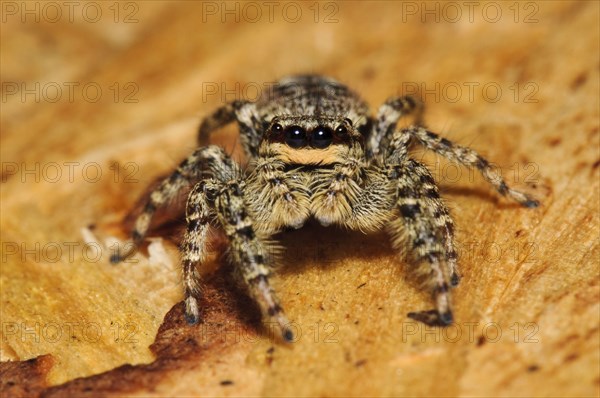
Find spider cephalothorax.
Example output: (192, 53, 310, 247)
(112, 75, 538, 342)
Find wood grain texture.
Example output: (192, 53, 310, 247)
(1, 1, 598, 396)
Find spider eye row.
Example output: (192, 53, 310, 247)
(271, 123, 348, 149)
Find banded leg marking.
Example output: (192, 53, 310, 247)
(112, 145, 238, 263)
(387, 159, 457, 326)
(405, 126, 539, 207)
(215, 180, 294, 342)
(369, 95, 423, 159)
(181, 181, 213, 324)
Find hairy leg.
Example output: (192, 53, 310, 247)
(197, 103, 238, 146)
(198, 100, 264, 158)
(387, 158, 458, 325)
(111, 146, 239, 262)
(211, 177, 293, 342)
(369, 96, 423, 159)
(184, 147, 293, 341)
(401, 126, 539, 207)
(179, 180, 213, 324)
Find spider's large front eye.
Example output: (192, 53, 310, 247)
(284, 125, 307, 148)
(311, 126, 333, 149)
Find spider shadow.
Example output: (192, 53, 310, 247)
(273, 220, 395, 276)
(198, 220, 405, 341)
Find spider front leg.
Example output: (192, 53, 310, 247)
(209, 176, 294, 342)
(110, 146, 225, 263)
(374, 96, 539, 207)
(197, 100, 263, 157)
(406, 125, 539, 207)
(368, 95, 423, 159)
(176, 148, 292, 342)
(386, 158, 459, 326)
(179, 180, 212, 324)
(197, 102, 238, 146)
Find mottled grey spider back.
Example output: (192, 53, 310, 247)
(256, 75, 370, 129)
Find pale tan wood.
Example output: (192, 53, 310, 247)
(1, 1, 598, 396)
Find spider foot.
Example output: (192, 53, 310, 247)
(281, 327, 295, 343)
(450, 272, 460, 287)
(407, 309, 453, 326)
(523, 197, 540, 208)
(184, 296, 201, 325)
(184, 296, 200, 325)
(109, 243, 137, 264)
(109, 252, 123, 264)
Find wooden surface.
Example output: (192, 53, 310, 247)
(1, 1, 599, 396)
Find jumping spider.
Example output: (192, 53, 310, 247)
(111, 75, 539, 342)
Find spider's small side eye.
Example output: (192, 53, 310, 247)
(271, 123, 283, 134)
(284, 125, 307, 148)
(311, 126, 333, 149)
(344, 118, 353, 126)
(335, 125, 348, 136)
